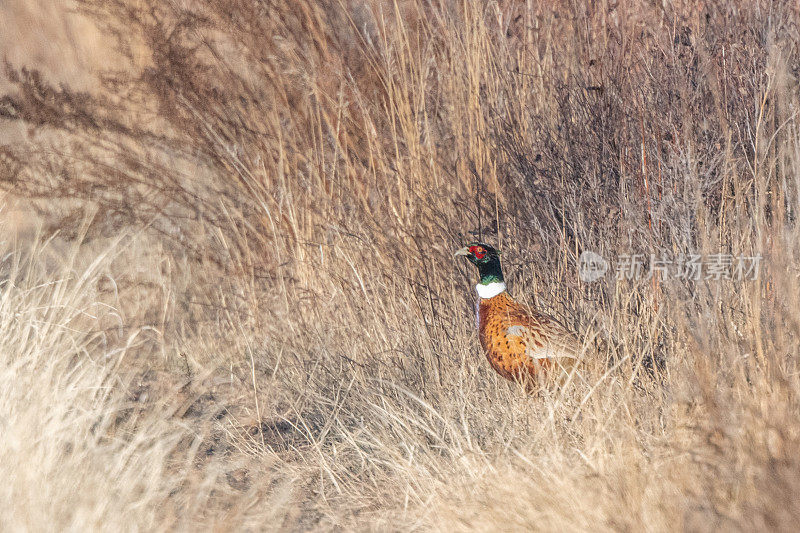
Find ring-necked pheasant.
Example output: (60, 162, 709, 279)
(455, 242, 582, 384)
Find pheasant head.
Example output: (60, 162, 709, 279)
(455, 242, 505, 297)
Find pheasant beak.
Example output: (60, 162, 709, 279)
(454, 247, 471, 257)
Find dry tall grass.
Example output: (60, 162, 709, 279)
(2, 0, 800, 530)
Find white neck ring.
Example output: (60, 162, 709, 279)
(475, 282, 506, 299)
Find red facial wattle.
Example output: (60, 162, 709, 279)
(469, 246, 486, 259)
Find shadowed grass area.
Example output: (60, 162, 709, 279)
(2, 0, 800, 529)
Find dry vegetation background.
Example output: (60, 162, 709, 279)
(2, 0, 800, 530)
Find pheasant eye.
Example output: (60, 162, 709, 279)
(469, 246, 486, 259)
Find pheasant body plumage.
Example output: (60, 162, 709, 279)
(478, 291, 579, 380)
(456, 242, 581, 384)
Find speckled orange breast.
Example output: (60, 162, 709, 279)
(478, 292, 554, 381)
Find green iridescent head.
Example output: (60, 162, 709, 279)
(454, 242, 504, 285)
